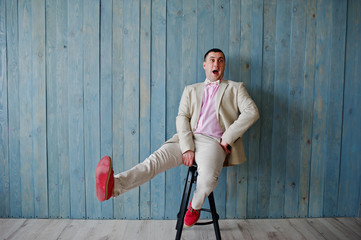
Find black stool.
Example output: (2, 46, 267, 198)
(175, 164, 221, 240)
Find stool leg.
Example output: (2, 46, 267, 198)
(175, 166, 196, 240)
(208, 192, 221, 240)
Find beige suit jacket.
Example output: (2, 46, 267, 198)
(167, 80, 259, 166)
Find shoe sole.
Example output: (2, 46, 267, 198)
(184, 222, 196, 228)
(96, 156, 113, 201)
(104, 157, 112, 200)
(184, 216, 200, 228)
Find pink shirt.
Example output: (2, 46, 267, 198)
(194, 79, 224, 139)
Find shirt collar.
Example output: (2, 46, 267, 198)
(205, 78, 221, 86)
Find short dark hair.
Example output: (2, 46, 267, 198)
(204, 48, 225, 61)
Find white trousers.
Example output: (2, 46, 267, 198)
(113, 134, 226, 210)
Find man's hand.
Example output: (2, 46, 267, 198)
(182, 150, 195, 166)
(220, 139, 231, 155)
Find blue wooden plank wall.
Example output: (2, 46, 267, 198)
(0, 0, 360, 220)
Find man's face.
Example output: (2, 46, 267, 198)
(203, 52, 225, 82)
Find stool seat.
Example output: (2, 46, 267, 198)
(175, 164, 221, 240)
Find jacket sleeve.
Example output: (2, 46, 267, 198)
(176, 86, 195, 154)
(221, 83, 259, 145)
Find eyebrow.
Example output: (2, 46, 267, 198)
(209, 56, 224, 60)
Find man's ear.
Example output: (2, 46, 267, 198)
(203, 62, 206, 69)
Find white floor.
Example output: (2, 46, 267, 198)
(1, 217, 360, 240)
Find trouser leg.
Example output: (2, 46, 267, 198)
(191, 134, 226, 210)
(113, 142, 183, 197)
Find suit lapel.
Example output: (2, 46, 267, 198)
(216, 80, 228, 116)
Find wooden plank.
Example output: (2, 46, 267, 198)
(50, 219, 88, 239)
(288, 218, 327, 239)
(189, 224, 219, 239)
(309, 0, 332, 217)
(236, 163, 248, 219)
(38, 0, 70, 219)
(6, 0, 22, 218)
(226, 0, 241, 219)
(1, 218, 361, 239)
(3, 219, 52, 239)
(139, 0, 151, 220)
(336, 218, 361, 239)
(0, 219, 67, 239)
(305, 218, 342, 240)
(284, 0, 307, 218)
(269, 0, 291, 219)
(56, 0, 71, 219)
(239, 0, 252, 89)
(70, 220, 102, 239)
(246, 0, 263, 219)
(197, 0, 213, 82)
(68, 0, 86, 219)
(354, 217, 361, 225)
(45, 0, 60, 218)
(83, 0, 101, 219)
(71, 219, 127, 239)
(213, 0, 230, 219)
(18, 0, 35, 218)
(151, 0, 166, 219)
(0, 0, 10, 218)
(322, 218, 361, 240)
(0, 219, 26, 239)
(30, 219, 69, 239)
(31, 0, 48, 218)
(338, 0, 361, 217)
(298, 0, 317, 218)
(269, 219, 312, 240)
(220, 220, 250, 239)
(123, 220, 151, 239)
(236, 0, 252, 219)
(122, 0, 140, 220)
(255, 219, 290, 240)
(147, 220, 179, 239)
(258, 0, 276, 219)
(1, 219, 31, 239)
(100, 0, 114, 219)
(112, 0, 124, 219)
(64, 219, 126, 239)
(241, 219, 273, 239)
(164, 0, 183, 220)
(181, 0, 198, 85)
(323, 0, 347, 217)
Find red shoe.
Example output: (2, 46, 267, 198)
(95, 156, 114, 201)
(184, 201, 201, 227)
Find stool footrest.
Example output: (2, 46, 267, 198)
(195, 220, 214, 225)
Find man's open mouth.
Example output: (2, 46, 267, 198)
(212, 70, 219, 74)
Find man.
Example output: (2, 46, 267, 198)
(95, 48, 259, 227)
